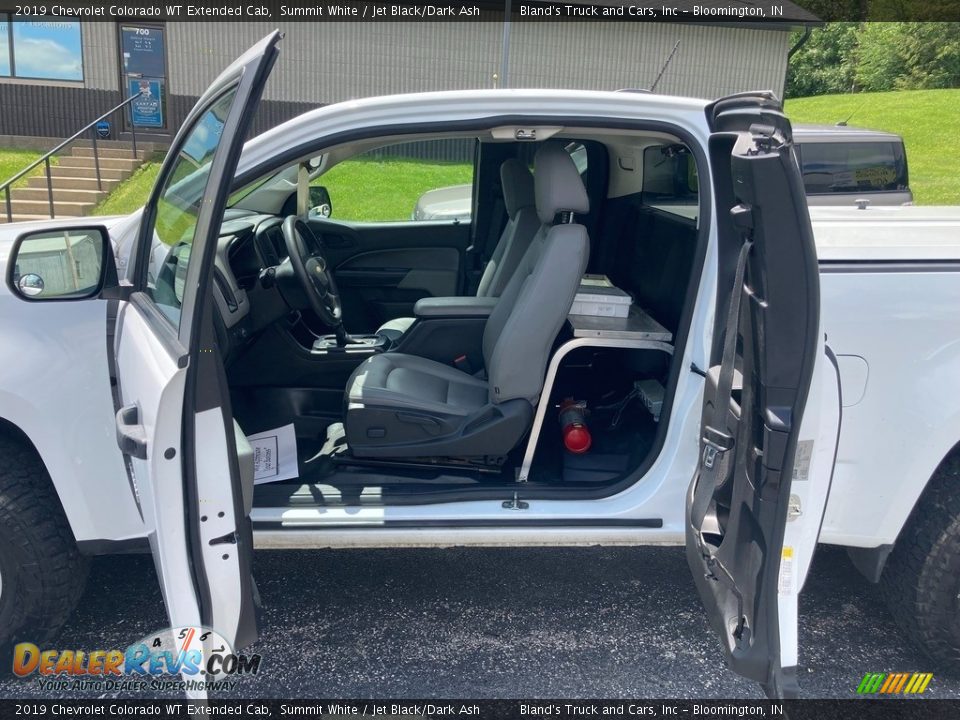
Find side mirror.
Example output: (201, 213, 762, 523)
(308, 186, 332, 219)
(6, 226, 117, 302)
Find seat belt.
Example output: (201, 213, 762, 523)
(467, 194, 505, 295)
(485, 195, 505, 258)
(691, 231, 753, 530)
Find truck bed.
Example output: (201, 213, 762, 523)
(810, 205, 960, 262)
(813, 204, 960, 549)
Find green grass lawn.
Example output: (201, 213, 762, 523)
(90, 90, 960, 214)
(90, 157, 472, 221)
(92, 161, 161, 216)
(317, 158, 473, 222)
(785, 89, 960, 205)
(0, 147, 53, 190)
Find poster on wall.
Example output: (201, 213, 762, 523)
(120, 25, 166, 78)
(129, 79, 164, 128)
(121, 25, 167, 130)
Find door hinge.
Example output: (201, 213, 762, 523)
(787, 494, 802, 520)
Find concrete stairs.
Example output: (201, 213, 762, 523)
(1, 142, 151, 223)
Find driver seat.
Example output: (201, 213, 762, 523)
(344, 143, 590, 459)
(376, 158, 538, 342)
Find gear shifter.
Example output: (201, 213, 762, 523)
(311, 322, 385, 353)
(334, 323, 353, 348)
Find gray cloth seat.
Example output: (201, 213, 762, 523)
(347, 353, 489, 418)
(376, 158, 539, 342)
(345, 143, 590, 459)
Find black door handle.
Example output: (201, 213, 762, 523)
(116, 403, 148, 460)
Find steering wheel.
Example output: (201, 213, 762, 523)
(281, 215, 342, 328)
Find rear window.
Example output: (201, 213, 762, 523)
(797, 141, 908, 195)
(641, 144, 698, 221)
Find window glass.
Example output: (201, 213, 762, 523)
(797, 141, 908, 194)
(567, 142, 588, 176)
(641, 144, 699, 221)
(0, 16, 10, 76)
(11, 20, 83, 81)
(145, 89, 237, 327)
(316, 139, 475, 223)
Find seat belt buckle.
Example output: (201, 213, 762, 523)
(453, 354, 473, 374)
(701, 425, 734, 469)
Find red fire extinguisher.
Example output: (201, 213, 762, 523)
(559, 398, 592, 454)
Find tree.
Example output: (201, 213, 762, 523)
(786, 23, 860, 97)
(854, 23, 905, 91)
(856, 22, 960, 90)
(787, 20, 960, 97)
(793, 0, 869, 21)
(896, 22, 960, 88)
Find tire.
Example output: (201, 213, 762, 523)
(0, 433, 89, 649)
(882, 455, 960, 666)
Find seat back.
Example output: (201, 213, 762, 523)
(476, 158, 538, 298)
(482, 144, 590, 405)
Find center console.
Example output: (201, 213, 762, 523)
(411, 296, 498, 319)
(309, 296, 498, 366)
(390, 296, 498, 367)
(312, 333, 389, 354)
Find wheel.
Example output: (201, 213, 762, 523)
(882, 455, 960, 666)
(0, 433, 89, 648)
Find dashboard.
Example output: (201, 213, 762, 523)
(213, 213, 292, 361)
(224, 215, 285, 287)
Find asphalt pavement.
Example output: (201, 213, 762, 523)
(2, 545, 957, 699)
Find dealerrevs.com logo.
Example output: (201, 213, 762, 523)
(12, 626, 262, 693)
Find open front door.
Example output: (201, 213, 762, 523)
(112, 32, 280, 652)
(686, 96, 841, 698)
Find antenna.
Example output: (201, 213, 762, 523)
(649, 41, 680, 93)
(836, 100, 866, 127)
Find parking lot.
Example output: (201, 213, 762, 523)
(1, 545, 957, 699)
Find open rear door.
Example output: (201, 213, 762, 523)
(112, 31, 280, 656)
(686, 95, 842, 698)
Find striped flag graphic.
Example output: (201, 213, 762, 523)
(857, 672, 933, 694)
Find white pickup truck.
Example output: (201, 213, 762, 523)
(1, 33, 958, 697)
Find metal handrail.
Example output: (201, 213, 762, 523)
(1, 91, 145, 222)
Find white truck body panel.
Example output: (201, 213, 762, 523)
(812, 205, 960, 262)
(0, 215, 145, 545)
(812, 205, 960, 547)
(114, 302, 197, 619)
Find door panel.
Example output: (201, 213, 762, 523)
(775, 343, 841, 672)
(307, 217, 470, 332)
(686, 110, 840, 698)
(115, 301, 197, 626)
(114, 31, 281, 655)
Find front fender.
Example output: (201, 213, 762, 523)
(0, 290, 145, 545)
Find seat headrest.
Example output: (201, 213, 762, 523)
(534, 143, 590, 224)
(500, 158, 535, 219)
